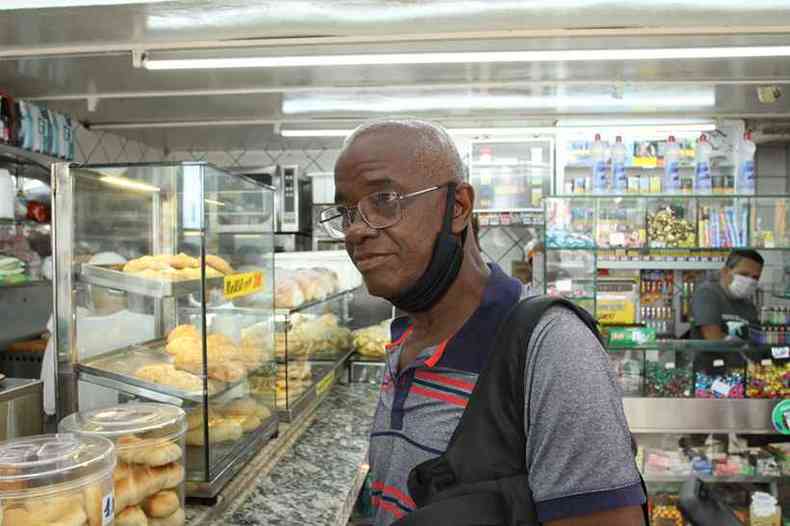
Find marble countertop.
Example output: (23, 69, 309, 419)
(188, 382, 379, 526)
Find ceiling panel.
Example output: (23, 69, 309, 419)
(4, 1, 790, 50)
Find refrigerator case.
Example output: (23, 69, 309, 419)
(52, 162, 277, 498)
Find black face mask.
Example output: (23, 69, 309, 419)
(389, 183, 466, 313)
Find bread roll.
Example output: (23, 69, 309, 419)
(134, 364, 206, 393)
(149, 507, 185, 526)
(220, 397, 257, 417)
(167, 325, 199, 343)
(141, 491, 179, 518)
(6, 501, 87, 526)
(83, 483, 104, 526)
(115, 463, 185, 511)
(274, 277, 304, 309)
(226, 414, 262, 433)
(205, 255, 233, 275)
(116, 505, 148, 526)
(165, 336, 200, 357)
(123, 256, 169, 273)
(117, 436, 183, 467)
(186, 407, 218, 431)
(174, 355, 246, 383)
(115, 462, 133, 481)
(293, 269, 323, 301)
(186, 419, 242, 446)
(207, 333, 233, 348)
(153, 254, 198, 270)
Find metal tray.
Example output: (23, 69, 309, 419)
(77, 339, 242, 403)
(276, 349, 353, 422)
(79, 263, 225, 298)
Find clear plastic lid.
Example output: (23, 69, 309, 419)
(0, 433, 115, 498)
(59, 403, 187, 447)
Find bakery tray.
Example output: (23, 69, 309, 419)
(76, 339, 247, 404)
(79, 263, 225, 298)
(277, 349, 353, 422)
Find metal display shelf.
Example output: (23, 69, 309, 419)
(275, 287, 357, 317)
(79, 263, 226, 298)
(598, 260, 723, 270)
(643, 474, 786, 484)
(623, 398, 781, 434)
(277, 348, 353, 422)
(185, 414, 279, 499)
(0, 144, 56, 183)
(76, 340, 251, 404)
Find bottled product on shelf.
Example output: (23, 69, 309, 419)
(694, 133, 713, 194)
(611, 135, 628, 193)
(591, 133, 609, 194)
(760, 306, 790, 326)
(737, 131, 756, 195)
(663, 135, 682, 194)
(698, 201, 748, 248)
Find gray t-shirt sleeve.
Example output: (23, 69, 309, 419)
(691, 283, 724, 328)
(524, 306, 642, 506)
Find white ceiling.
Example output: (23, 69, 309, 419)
(3, 1, 790, 151)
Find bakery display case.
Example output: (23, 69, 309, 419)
(0, 434, 117, 525)
(59, 403, 187, 524)
(52, 162, 277, 498)
(266, 287, 355, 421)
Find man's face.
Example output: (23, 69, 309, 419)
(723, 258, 763, 288)
(334, 129, 445, 299)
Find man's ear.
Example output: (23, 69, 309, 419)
(453, 183, 474, 235)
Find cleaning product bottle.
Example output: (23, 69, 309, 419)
(737, 131, 756, 195)
(591, 133, 609, 194)
(611, 135, 627, 193)
(694, 133, 712, 194)
(663, 135, 682, 194)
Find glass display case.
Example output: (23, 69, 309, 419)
(604, 341, 789, 514)
(52, 162, 277, 498)
(543, 195, 790, 327)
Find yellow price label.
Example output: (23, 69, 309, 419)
(223, 271, 263, 300)
(316, 371, 336, 397)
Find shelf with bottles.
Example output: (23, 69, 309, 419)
(474, 209, 544, 227)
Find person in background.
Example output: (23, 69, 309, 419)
(325, 119, 645, 526)
(691, 248, 764, 340)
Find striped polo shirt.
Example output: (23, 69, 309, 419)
(368, 263, 645, 525)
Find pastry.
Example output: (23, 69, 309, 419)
(149, 507, 185, 526)
(185, 418, 242, 446)
(115, 463, 185, 511)
(116, 505, 148, 526)
(141, 491, 180, 518)
(83, 482, 104, 526)
(165, 336, 200, 357)
(274, 277, 305, 309)
(115, 462, 133, 481)
(123, 256, 169, 274)
(4, 504, 87, 526)
(23, 495, 82, 522)
(220, 397, 257, 417)
(134, 364, 205, 393)
(186, 407, 218, 431)
(293, 269, 324, 301)
(117, 436, 183, 467)
(153, 253, 199, 270)
(207, 333, 234, 348)
(167, 325, 199, 343)
(175, 266, 223, 280)
(205, 254, 233, 275)
(227, 414, 262, 433)
(174, 355, 246, 383)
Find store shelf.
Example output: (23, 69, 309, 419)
(79, 263, 225, 298)
(598, 260, 723, 270)
(277, 349, 353, 422)
(551, 193, 779, 199)
(623, 398, 781, 434)
(471, 161, 551, 168)
(0, 279, 49, 289)
(0, 143, 57, 183)
(0, 218, 50, 228)
(643, 474, 785, 484)
(76, 340, 252, 404)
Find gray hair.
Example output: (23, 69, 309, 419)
(341, 118, 466, 183)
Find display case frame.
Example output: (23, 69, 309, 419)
(52, 161, 278, 499)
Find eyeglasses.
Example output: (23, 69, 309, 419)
(319, 184, 448, 240)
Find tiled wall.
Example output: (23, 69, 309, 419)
(73, 125, 165, 164)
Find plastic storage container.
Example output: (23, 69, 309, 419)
(0, 433, 116, 526)
(59, 403, 187, 525)
(694, 357, 746, 399)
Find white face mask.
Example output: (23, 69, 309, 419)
(729, 274, 758, 299)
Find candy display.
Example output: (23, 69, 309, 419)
(59, 403, 188, 525)
(648, 206, 696, 248)
(695, 361, 746, 399)
(747, 359, 790, 398)
(645, 355, 692, 398)
(651, 495, 684, 526)
(545, 229, 594, 248)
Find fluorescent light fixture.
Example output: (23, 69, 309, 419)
(144, 46, 790, 70)
(99, 175, 160, 193)
(558, 118, 716, 128)
(1, 0, 166, 8)
(204, 199, 226, 207)
(280, 127, 557, 138)
(282, 89, 715, 114)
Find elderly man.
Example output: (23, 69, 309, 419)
(322, 119, 645, 526)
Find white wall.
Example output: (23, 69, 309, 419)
(73, 125, 165, 164)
